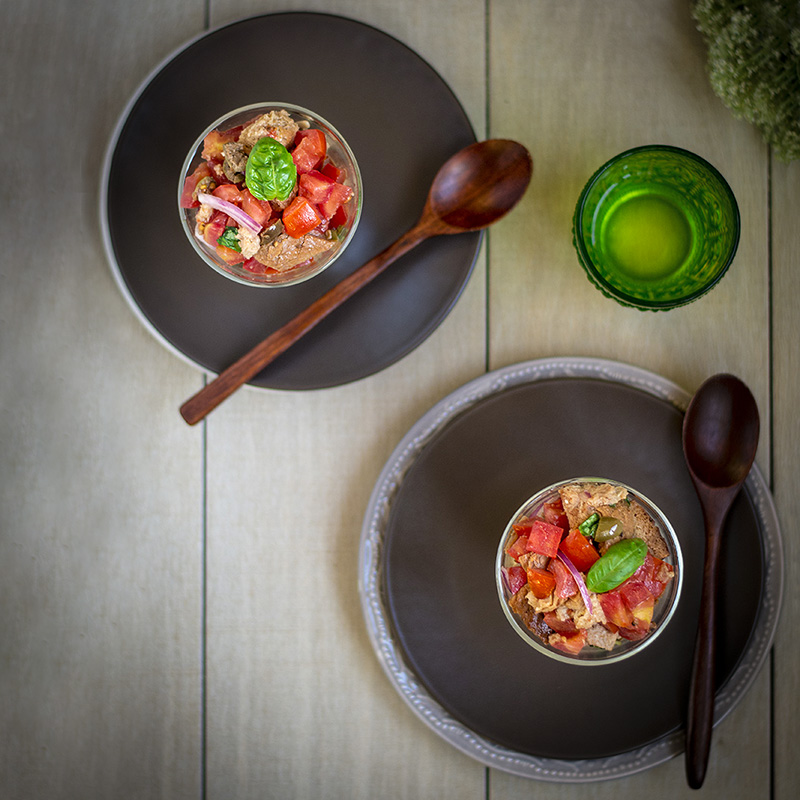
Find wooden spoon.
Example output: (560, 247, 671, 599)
(682, 373, 760, 789)
(180, 139, 532, 424)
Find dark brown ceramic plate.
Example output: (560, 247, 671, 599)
(359, 358, 783, 781)
(101, 13, 480, 390)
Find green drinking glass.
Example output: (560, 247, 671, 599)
(572, 145, 740, 310)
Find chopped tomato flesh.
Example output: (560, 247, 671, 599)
(201, 125, 243, 160)
(549, 630, 587, 655)
(547, 558, 578, 598)
(504, 533, 529, 562)
(597, 589, 634, 628)
(543, 610, 578, 633)
(318, 182, 353, 220)
(282, 196, 322, 238)
(240, 188, 273, 227)
(329, 205, 348, 228)
(559, 529, 600, 573)
(526, 567, 556, 599)
(321, 161, 341, 181)
(215, 243, 244, 265)
(503, 565, 527, 594)
(292, 129, 327, 174)
(202, 211, 228, 247)
(299, 169, 336, 204)
(541, 500, 569, 531)
(212, 183, 243, 205)
(180, 162, 213, 208)
(518, 519, 563, 558)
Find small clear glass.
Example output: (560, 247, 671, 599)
(178, 102, 362, 288)
(496, 477, 683, 665)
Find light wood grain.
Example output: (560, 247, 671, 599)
(201, 1, 489, 798)
(2, 0, 795, 798)
(488, 0, 770, 451)
(488, 1, 772, 798)
(771, 155, 800, 800)
(0, 2, 208, 799)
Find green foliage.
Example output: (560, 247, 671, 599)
(692, 0, 800, 161)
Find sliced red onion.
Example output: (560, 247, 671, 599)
(557, 551, 593, 614)
(198, 192, 262, 234)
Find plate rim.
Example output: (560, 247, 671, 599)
(357, 356, 784, 782)
(98, 10, 480, 392)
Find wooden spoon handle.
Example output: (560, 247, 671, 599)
(180, 224, 430, 425)
(685, 525, 723, 789)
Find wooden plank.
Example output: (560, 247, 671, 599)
(0, 2, 207, 799)
(771, 155, 800, 800)
(487, 0, 770, 453)
(487, 1, 772, 796)
(203, 1, 489, 798)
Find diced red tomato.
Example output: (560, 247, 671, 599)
(180, 162, 213, 208)
(558, 529, 600, 573)
(202, 211, 228, 247)
(549, 630, 587, 655)
(547, 558, 577, 599)
(617, 624, 649, 641)
(201, 125, 243, 160)
(598, 589, 634, 629)
(543, 610, 577, 633)
(215, 243, 244, 265)
(282, 196, 322, 238)
(213, 183, 243, 205)
(526, 567, 556, 599)
(618, 580, 655, 627)
(629, 553, 673, 599)
(329, 205, 348, 228)
(292, 129, 327, 174)
(207, 159, 227, 183)
(524, 519, 563, 558)
(318, 182, 354, 220)
(298, 169, 336, 204)
(504, 533, 529, 562)
(503, 565, 527, 595)
(618, 579, 653, 609)
(321, 161, 341, 181)
(541, 500, 569, 531)
(241, 257, 278, 275)
(241, 188, 273, 227)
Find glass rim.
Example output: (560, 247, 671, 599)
(573, 144, 741, 310)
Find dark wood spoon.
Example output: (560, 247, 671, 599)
(180, 139, 533, 425)
(682, 373, 760, 789)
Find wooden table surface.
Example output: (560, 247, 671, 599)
(2, 1, 798, 798)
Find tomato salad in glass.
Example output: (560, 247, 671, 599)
(497, 479, 682, 662)
(179, 104, 361, 286)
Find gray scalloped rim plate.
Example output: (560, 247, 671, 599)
(359, 357, 783, 782)
(101, 12, 480, 390)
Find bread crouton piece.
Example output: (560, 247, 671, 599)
(558, 482, 628, 529)
(508, 585, 553, 643)
(239, 110, 300, 149)
(586, 624, 619, 651)
(558, 482, 669, 559)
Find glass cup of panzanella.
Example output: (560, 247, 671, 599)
(179, 102, 362, 287)
(496, 477, 683, 665)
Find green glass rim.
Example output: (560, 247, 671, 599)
(573, 144, 741, 311)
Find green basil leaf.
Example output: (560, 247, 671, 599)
(586, 538, 647, 593)
(578, 512, 600, 537)
(217, 226, 241, 252)
(245, 136, 297, 202)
